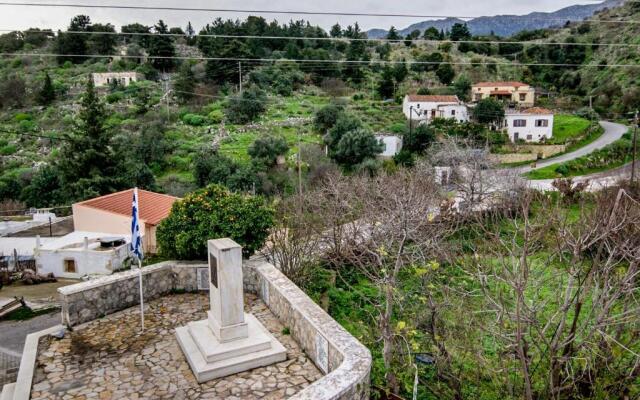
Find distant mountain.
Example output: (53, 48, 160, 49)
(367, 0, 625, 38)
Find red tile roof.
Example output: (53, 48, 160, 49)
(521, 107, 553, 115)
(473, 81, 529, 88)
(75, 189, 179, 226)
(406, 95, 460, 103)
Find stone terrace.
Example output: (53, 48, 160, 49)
(30, 293, 321, 400)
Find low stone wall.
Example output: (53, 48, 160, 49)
(57, 259, 371, 400)
(518, 144, 566, 158)
(492, 153, 537, 164)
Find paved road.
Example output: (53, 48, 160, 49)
(0, 311, 60, 354)
(527, 163, 635, 192)
(520, 121, 628, 173)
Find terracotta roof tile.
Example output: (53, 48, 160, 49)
(74, 189, 179, 226)
(406, 95, 460, 103)
(521, 107, 553, 115)
(473, 81, 529, 88)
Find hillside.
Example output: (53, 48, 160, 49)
(367, 0, 624, 38)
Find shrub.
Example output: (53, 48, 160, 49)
(182, 113, 206, 126)
(157, 184, 275, 259)
(13, 113, 31, 122)
(208, 109, 224, 124)
(224, 86, 267, 124)
(0, 145, 17, 155)
(248, 136, 289, 167)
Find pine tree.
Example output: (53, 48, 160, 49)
(330, 23, 342, 38)
(58, 78, 121, 200)
(386, 26, 401, 41)
(173, 62, 196, 103)
(38, 72, 55, 106)
(185, 21, 196, 45)
(149, 20, 176, 71)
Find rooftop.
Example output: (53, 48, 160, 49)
(31, 293, 321, 399)
(507, 107, 554, 115)
(473, 81, 530, 88)
(406, 94, 460, 103)
(39, 231, 130, 251)
(74, 189, 179, 226)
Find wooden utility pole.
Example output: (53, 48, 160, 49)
(238, 62, 243, 94)
(297, 131, 303, 199)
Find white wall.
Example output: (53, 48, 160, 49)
(402, 97, 467, 123)
(36, 245, 130, 279)
(438, 105, 469, 123)
(92, 72, 141, 87)
(505, 114, 554, 143)
(376, 135, 403, 158)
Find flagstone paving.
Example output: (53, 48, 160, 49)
(31, 293, 322, 400)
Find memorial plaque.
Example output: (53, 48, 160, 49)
(209, 252, 218, 288)
(196, 268, 210, 291)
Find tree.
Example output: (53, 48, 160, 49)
(88, 23, 117, 55)
(330, 23, 343, 38)
(423, 27, 441, 40)
(453, 75, 472, 101)
(386, 26, 401, 41)
(392, 61, 408, 83)
(0, 74, 26, 108)
(173, 62, 196, 103)
(157, 184, 275, 259)
(148, 20, 175, 70)
(38, 72, 56, 106)
(57, 78, 122, 200)
(314, 102, 345, 133)
(377, 66, 395, 99)
(20, 165, 64, 207)
(436, 63, 455, 84)
(224, 86, 267, 124)
(450, 23, 471, 41)
(324, 112, 364, 150)
(185, 21, 196, 45)
(472, 98, 505, 124)
(121, 23, 152, 48)
(55, 15, 91, 64)
(331, 128, 383, 168)
(404, 123, 436, 154)
(248, 136, 289, 167)
(193, 151, 238, 187)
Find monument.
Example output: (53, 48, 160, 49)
(175, 238, 287, 382)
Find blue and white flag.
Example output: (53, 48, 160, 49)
(130, 188, 143, 261)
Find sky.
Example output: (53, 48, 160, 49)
(0, 0, 603, 32)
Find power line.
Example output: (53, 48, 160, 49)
(0, 2, 637, 24)
(1, 28, 637, 48)
(3, 52, 640, 68)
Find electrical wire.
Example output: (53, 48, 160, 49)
(0, 2, 636, 24)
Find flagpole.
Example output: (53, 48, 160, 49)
(138, 257, 145, 331)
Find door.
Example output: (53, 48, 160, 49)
(514, 132, 519, 142)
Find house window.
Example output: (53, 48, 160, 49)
(474, 94, 482, 101)
(64, 259, 77, 273)
(526, 134, 533, 141)
(519, 93, 527, 102)
(451, 110, 456, 116)
(513, 119, 527, 127)
(535, 119, 549, 127)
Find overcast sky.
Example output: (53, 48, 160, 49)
(0, 0, 601, 32)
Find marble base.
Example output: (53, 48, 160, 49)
(175, 314, 287, 382)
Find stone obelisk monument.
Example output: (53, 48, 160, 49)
(176, 238, 286, 382)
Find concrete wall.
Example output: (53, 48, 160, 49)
(57, 259, 371, 400)
(72, 204, 155, 253)
(472, 84, 535, 106)
(37, 243, 130, 279)
(403, 98, 462, 122)
(376, 135, 402, 158)
(92, 72, 141, 87)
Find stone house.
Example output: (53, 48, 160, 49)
(92, 72, 142, 87)
(471, 81, 535, 107)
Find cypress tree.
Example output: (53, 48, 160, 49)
(38, 72, 55, 105)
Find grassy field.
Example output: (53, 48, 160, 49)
(548, 114, 593, 144)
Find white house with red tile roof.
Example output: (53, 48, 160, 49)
(472, 81, 535, 107)
(504, 107, 554, 143)
(35, 189, 179, 278)
(402, 94, 469, 124)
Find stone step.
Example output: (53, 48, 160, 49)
(187, 315, 271, 363)
(175, 314, 287, 383)
(0, 382, 15, 400)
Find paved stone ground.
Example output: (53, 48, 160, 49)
(0, 351, 20, 386)
(31, 293, 322, 400)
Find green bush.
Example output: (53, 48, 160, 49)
(106, 91, 124, 104)
(0, 145, 17, 155)
(208, 109, 224, 124)
(182, 113, 206, 126)
(13, 113, 32, 122)
(157, 184, 275, 259)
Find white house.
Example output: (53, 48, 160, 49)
(92, 72, 142, 87)
(504, 108, 554, 143)
(375, 134, 403, 158)
(35, 231, 131, 279)
(402, 95, 469, 124)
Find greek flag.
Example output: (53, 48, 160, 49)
(130, 188, 143, 261)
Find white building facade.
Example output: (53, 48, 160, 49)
(504, 108, 554, 143)
(92, 72, 142, 87)
(402, 95, 469, 124)
(375, 135, 403, 158)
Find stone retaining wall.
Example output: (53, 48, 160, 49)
(57, 259, 371, 400)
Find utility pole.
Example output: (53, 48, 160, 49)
(238, 62, 243, 94)
(409, 106, 414, 138)
(297, 131, 303, 199)
(632, 110, 638, 186)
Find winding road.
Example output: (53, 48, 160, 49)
(520, 121, 628, 173)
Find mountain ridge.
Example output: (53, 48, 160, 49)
(367, 0, 625, 38)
